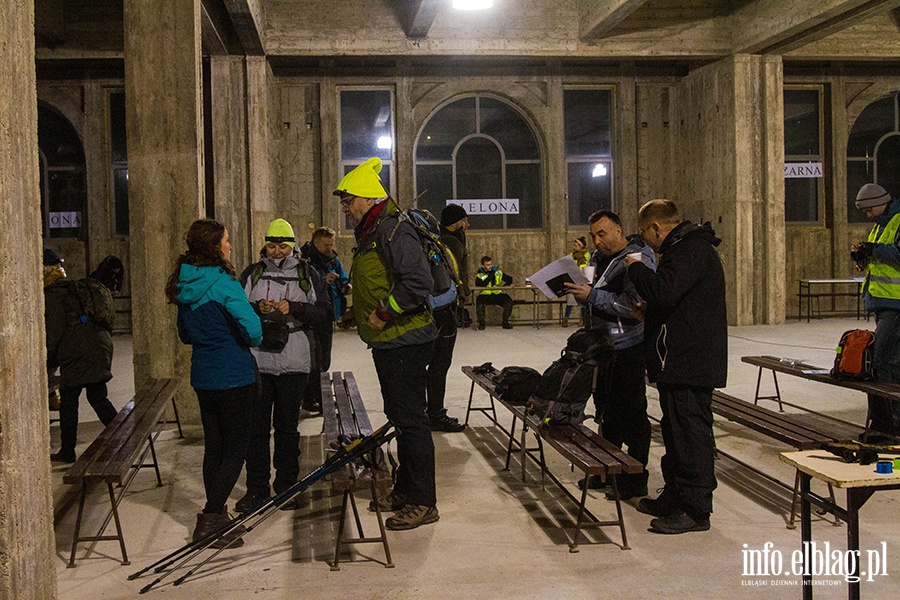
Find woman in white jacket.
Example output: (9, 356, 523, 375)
(235, 218, 332, 512)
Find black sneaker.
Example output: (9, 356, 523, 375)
(235, 490, 270, 513)
(277, 496, 302, 511)
(636, 487, 680, 517)
(649, 511, 710, 534)
(50, 451, 76, 464)
(430, 412, 466, 432)
(502, 323, 513, 329)
(385, 504, 440, 531)
(477, 323, 486, 330)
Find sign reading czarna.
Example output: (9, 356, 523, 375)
(784, 162, 823, 178)
(446, 199, 520, 215)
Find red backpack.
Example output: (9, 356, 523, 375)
(831, 329, 876, 381)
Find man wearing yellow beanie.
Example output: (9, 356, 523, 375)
(335, 157, 441, 530)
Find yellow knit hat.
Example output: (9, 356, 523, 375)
(333, 157, 388, 199)
(265, 218, 295, 247)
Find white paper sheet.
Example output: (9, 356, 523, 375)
(529, 256, 590, 300)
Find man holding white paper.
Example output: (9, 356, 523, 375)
(565, 210, 655, 499)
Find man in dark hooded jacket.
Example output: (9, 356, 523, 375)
(625, 199, 727, 535)
(44, 248, 118, 463)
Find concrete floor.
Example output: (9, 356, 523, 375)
(51, 317, 900, 599)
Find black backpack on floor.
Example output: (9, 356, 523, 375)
(528, 328, 615, 426)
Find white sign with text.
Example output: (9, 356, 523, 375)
(446, 199, 520, 215)
(48, 211, 82, 228)
(784, 163, 823, 178)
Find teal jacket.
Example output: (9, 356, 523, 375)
(176, 264, 262, 390)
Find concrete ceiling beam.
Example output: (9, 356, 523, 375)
(579, 0, 650, 40)
(402, 0, 441, 39)
(222, 0, 264, 55)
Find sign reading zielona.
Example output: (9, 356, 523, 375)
(446, 199, 520, 215)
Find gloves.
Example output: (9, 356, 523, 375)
(850, 242, 875, 263)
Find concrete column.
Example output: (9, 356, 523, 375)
(246, 56, 275, 248)
(673, 55, 786, 326)
(124, 0, 204, 422)
(0, 1, 57, 598)
(210, 56, 252, 269)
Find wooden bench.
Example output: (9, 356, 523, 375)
(797, 279, 864, 322)
(462, 365, 642, 551)
(62, 377, 180, 567)
(742, 355, 900, 441)
(710, 389, 865, 528)
(320, 371, 393, 570)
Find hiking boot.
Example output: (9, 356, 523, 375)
(193, 512, 246, 549)
(50, 451, 76, 464)
(562, 318, 569, 328)
(278, 495, 302, 511)
(477, 322, 485, 330)
(577, 475, 608, 490)
(385, 504, 440, 531)
(636, 487, 680, 517)
(235, 490, 270, 514)
(368, 490, 408, 512)
(649, 511, 710, 535)
(502, 323, 513, 329)
(430, 412, 466, 432)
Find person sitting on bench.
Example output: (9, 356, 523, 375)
(475, 256, 513, 330)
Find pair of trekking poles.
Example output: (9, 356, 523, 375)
(128, 422, 397, 593)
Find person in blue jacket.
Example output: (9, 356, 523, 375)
(165, 218, 262, 548)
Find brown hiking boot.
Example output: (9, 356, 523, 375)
(368, 489, 408, 512)
(385, 504, 440, 531)
(192, 511, 246, 549)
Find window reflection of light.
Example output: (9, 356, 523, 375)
(592, 164, 608, 178)
(377, 136, 393, 149)
(452, 0, 493, 10)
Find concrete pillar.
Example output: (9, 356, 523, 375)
(0, 1, 57, 598)
(246, 56, 275, 248)
(209, 56, 252, 269)
(673, 55, 786, 326)
(124, 0, 204, 422)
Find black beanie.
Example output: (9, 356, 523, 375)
(441, 204, 468, 227)
(43, 248, 64, 266)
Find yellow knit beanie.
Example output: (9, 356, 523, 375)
(333, 157, 387, 199)
(265, 218, 295, 247)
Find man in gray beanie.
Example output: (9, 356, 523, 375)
(852, 183, 900, 441)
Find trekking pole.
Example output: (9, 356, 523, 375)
(131, 422, 396, 593)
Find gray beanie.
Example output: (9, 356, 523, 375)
(855, 183, 892, 209)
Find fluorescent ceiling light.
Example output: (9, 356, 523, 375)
(377, 136, 393, 149)
(592, 164, 608, 178)
(452, 0, 493, 10)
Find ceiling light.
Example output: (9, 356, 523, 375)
(452, 0, 493, 10)
(377, 136, 393, 149)
(592, 164, 608, 178)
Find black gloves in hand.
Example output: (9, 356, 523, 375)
(850, 242, 875, 263)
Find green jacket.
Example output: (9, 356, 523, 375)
(350, 198, 438, 348)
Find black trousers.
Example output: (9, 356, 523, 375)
(476, 293, 513, 325)
(58, 381, 118, 455)
(426, 306, 457, 417)
(596, 343, 651, 470)
(372, 341, 436, 507)
(657, 383, 717, 518)
(245, 372, 307, 496)
(869, 309, 900, 436)
(196, 382, 257, 514)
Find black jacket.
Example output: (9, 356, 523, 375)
(627, 221, 727, 388)
(45, 279, 114, 387)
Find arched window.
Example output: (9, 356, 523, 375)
(414, 95, 542, 229)
(38, 103, 86, 239)
(847, 93, 900, 223)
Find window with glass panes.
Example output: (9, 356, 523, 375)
(414, 95, 542, 230)
(783, 87, 823, 223)
(38, 104, 87, 239)
(564, 88, 613, 226)
(847, 92, 900, 223)
(108, 90, 129, 236)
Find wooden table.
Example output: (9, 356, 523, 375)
(741, 355, 900, 441)
(798, 279, 864, 322)
(780, 450, 900, 599)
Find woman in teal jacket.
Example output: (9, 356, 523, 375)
(165, 218, 262, 548)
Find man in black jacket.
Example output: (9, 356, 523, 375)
(625, 200, 727, 535)
(44, 248, 118, 463)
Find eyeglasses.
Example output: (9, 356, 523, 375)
(340, 195, 357, 208)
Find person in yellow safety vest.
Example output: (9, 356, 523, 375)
(851, 183, 900, 440)
(474, 255, 513, 330)
(564, 236, 591, 327)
